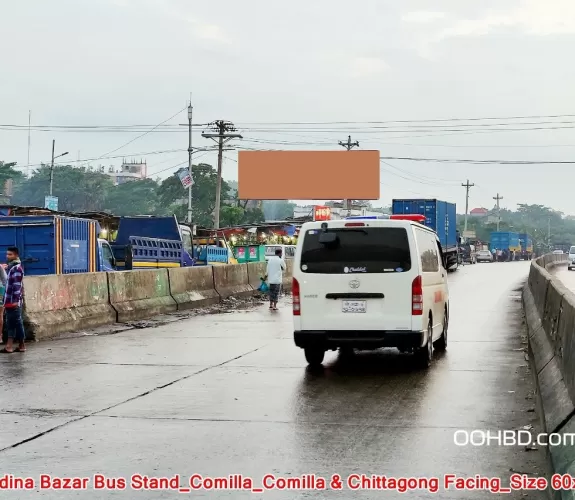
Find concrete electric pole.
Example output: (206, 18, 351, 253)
(461, 179, 475, 234)
(202, 121, 242, 229)
(493, 193, 503, 231)
(338, 136, 360, 214)
(187, 104, 193, 225)
(49, 140, 69, 197)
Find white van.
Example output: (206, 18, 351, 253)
(568, 246, 575, 270)
(264, 244, 296, 261)
(292, 219, 449, 368)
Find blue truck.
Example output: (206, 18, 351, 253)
(518, 233, 534, 260)
(109, 216, 235, 267)
(392, 199, 459, 271)
(489, 231, 521, 260)
(0, 215, 117, 275)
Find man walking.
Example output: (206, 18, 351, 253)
(1, 247, 26, 353)
(266, 248, 286, 311)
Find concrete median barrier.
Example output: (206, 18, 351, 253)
(523, 252, 575, 495)
(23, 273, 116, 341)
(213, 264, 253, 299)
(529, 262, 550, 317)
(108, 269, 177, 322)
(559, 293, 575, 405)
(168, 267, 220, 310)
(246, 262, 267, 291)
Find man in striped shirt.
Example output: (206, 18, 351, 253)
(2, 247, 26, 353)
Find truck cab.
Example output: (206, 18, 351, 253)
(98, 239, 117, 272)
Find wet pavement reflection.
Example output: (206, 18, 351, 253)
(0, 261, 548, 498)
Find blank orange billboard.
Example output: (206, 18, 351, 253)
(238, 150, 380, 200)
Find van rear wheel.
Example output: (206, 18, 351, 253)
(434, 308, 448, 351)
(414, 322, 433, 369)
(304, 348, 325, 367)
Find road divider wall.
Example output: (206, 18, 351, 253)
(108, 269, 177, 322)
(21, 262, 295, 341)
(23, 272, 116, 341)
(522, 252, 575, 497)
(213, 264, 254, 299)
(168, 267, 220, 310)
(247, 262, 267, 291)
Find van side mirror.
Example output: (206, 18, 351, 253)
(319, 232, 338, 245)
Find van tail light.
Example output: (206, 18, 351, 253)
(293, 278, 301, 316)
(412, 276, 423, 316)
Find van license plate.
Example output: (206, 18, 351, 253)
(342, 300, 366, 313)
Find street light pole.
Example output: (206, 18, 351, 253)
(49, 140, 69, 197)
(187, 104, 193, 226)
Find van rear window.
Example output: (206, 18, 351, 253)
(300, 227, 411, 274)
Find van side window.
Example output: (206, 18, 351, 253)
(416, 229, 439, 272)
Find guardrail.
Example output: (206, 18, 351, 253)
(21, 262, 293, 342)
(522, 252, 575, 498)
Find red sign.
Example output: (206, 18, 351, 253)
(314, 206, 331, 221)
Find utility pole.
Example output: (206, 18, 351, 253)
(202, 121, 242, 229)
(548, 216, 551, 251)
(50, 140, 55, 196)
(27, 110, 31, 178)
(187, 103, 193, 226)
(493, 193, 503, 231)
(461, 179, 474, 233)
(49, 140, 69, 198)
(338, 136, 360, 214)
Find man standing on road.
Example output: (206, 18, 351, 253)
(1, 247, 26, 353)
(266, 248, 286, 311)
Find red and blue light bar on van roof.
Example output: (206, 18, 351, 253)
(344, 214, 426, 226)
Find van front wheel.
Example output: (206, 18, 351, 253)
(304, 348, 325, 367)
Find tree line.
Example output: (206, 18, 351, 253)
(1, 161, 294, 228)
(457, 204, 575, 250)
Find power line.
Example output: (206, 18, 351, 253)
(234, 113, 575, 125)
(380, 156, 575, 164)
(91, 106, 187, 162)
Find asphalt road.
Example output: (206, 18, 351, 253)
(552, 264, 575, 293)
(0, 261, 548, 499)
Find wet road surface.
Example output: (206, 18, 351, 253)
(0, 261, 548, 498)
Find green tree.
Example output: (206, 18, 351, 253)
(220, 206, 246, 227)
(156, 163, 230, 227)
(104, 179, 160, 216)
(12, 165, 114, 211)
(262, 200, 296, 220)
(0, 161, 22, 186)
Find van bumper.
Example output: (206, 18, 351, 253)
(294, 330, 425, 350)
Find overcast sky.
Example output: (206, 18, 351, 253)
(2, 0, 575, 213)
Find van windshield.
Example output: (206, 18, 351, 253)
(301, 227, 411, 273)
(570, 246, 575, 254)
